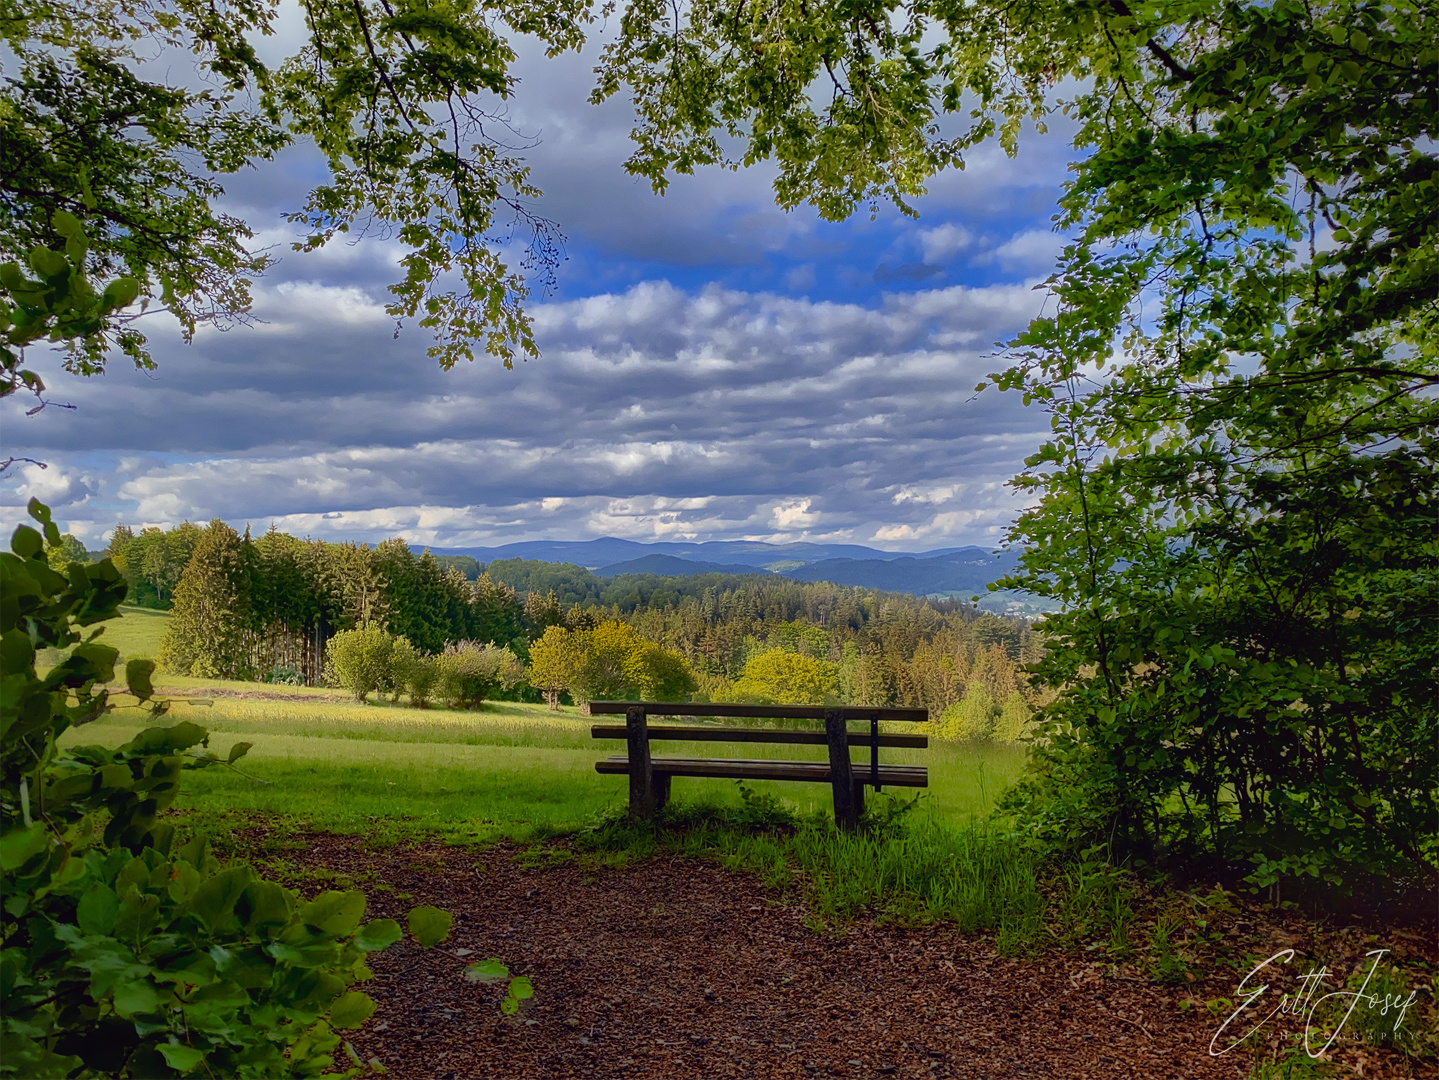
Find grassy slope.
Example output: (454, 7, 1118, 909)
(66, 693, 1027, 842)
(96, 604, 171, 660)
(71, 604, 1026, 841)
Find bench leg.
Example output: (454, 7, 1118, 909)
(851, 776, 866, 820)
(653, 773, 672, 814)
(825, 708, 859, 832)
(627, 705, 658, 818)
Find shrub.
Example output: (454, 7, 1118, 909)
(390, 638, 437, 707)
(0, 499, 462, 1077)
(265, 663, 305, 686)
(527, 622, 696, 706)
(935, 685, 1000, 742)
(326, 624, 395, 702)
(435, 641, 525, 709)
(731, 648, 839, 705)
(993, 693, 1032, 742)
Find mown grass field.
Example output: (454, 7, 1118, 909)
(67, 605, 1029, 843)
(69, 693, 1029, 843)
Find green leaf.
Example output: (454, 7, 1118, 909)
(226, 741, 252, 765)
(300, 890, 367, 938)
(11, 525, 43, 561)
(329, 990, 377, 1029)
(120, 720, 209, 755)
(28, 247, 69, 281)
(354, 918, 402, 952)
(239, 880, 292, 932)
(157, 1043, 207, 1073)
(407, 906, 453, 948)
(76, 882, 120, 935)
(112, 978, 163, 1018)
(189, 867, 254, 930)
(464, 959, 508, 983)
(0, 824, 49, 871)
(508, 976, 534, 1001)
(125, 658, 155, 701)
(102, 277, 141, 311)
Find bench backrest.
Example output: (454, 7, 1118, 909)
(586, 702, 927, 722)
(588, 700, 928, 799)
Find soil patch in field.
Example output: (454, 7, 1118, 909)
(263, 834, 1433, 1080)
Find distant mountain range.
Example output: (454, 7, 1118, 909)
(426, 536, 978, 570)
(423, 537, 1038, 607)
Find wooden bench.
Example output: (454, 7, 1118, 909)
(589, 702, 928, 831)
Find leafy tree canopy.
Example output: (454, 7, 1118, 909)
(604, 0, 1437, 890)
(1, 0, 591, 396)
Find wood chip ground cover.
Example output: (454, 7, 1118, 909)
(259, 834, 1435, 1080)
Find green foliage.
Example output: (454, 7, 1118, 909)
(1, 499, 465, 1076)
(989, 0, 1437, 892)
(108, 523, 202, 610)
(992, 693, 1032, 743)
(463, 959, 534, 1016)
(527, 624, 590, 709)
(388, 638, 436, 707)
(44, 533, 90, 571)
(0, 210, 141, 401)
(527, 621, 696, 705)
(2, 0, 592, 384)
(158, 521, 258, 681)
(730, 648, 839, 705)
(590, 0, 1437, 897)
(327, 625, 397, 703)
(937, 685, 998, 742)
(434, 641, 525, 710)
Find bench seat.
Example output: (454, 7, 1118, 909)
(595, 755, 928, 787)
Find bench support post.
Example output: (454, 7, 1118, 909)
(824, 708, 859, 832)
(626, 705, 658, 818)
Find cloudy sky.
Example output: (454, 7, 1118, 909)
(1, 24, 1075, 552)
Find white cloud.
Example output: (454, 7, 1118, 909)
(981, 229, 1069, 274)
(919, 224, 973, 263)
(3, 274, 1053, 550)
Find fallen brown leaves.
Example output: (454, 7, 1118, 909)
(266, 835, 1434, 1080)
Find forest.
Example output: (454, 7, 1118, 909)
(98, 519, 1042, 738)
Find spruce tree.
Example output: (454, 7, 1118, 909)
(158, 520, 257, 679)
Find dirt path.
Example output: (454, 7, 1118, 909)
(278, 836, 1429, 1080)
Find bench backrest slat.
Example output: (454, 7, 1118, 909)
(585, 701, 927, 722)
(590, 724, 928, 748)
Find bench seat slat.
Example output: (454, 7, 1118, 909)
(595, 755, 928, 787)
(590, 725, 927, 749)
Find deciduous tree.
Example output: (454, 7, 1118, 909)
(599, 0, 1437, 889)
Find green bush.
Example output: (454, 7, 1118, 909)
(388, 638, 435, 706)
(326, 625, 395, 703)
(265, 664, 306, 686)
(0, 499, 468, 1077)
(434, 641, 524, 709)
(935, 686, 999, 742)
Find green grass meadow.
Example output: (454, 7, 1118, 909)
(58, 604, 1056, 943)
(66, 605, 1029, 842)
(69, 694, 1029, 842)
(95, 604, 171, 659)
(53, 611, 1244, 974)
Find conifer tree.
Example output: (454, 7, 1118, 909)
(158, 520, 257, 679)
